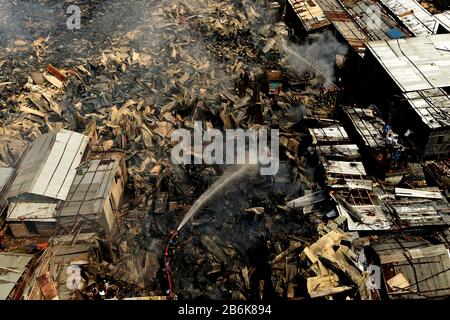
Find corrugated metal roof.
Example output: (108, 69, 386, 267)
(0, 252, 33, 300)
(323, 160, 367, 175)
(372, 239, 450, 299)
(321, 0, 369, 55)
(337, 204, 392, 231)
(309, 126, 350, 144)
(52, 232, 97, 244)
(332, 20, 368, 55)
(434, 11, 450, 32)
(366, 34, 450, 92)
(403, 89, 450, 130)
(288, 0, 331, 31)
(317, 144, 361, 160)
(57, 158, 120, 219)
(384, 198, 449, 227)
(378, 0, 440, 36)
(341, 0, 409, 40)
(7, 202, 58, 222)
(325, 0, 409, 55)
(7, 130, 90, 201)
(343, 105, 402, 149)
(289, 0, 410, 55)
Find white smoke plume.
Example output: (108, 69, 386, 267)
(279, 31, 348, 85)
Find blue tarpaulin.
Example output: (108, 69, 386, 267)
(387, 28, 405, 39)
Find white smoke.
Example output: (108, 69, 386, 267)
(279, 31, 348, 85)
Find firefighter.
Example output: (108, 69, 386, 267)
(386, 134, 394, 146)
(326, 84, 338, 107)
(319, 83, 326, 102)
(382, 123, 390, 138)
(168, 230, 179, 256)
(237, 68, 250, 96)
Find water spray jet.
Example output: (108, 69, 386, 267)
(164, 164, 256, 298)
(176, 164, 256, 232)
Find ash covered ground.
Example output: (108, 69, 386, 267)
(0, 0, 330, 299)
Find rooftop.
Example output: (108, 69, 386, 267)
(378, 0, 440, 36)
(56, 155, 123, 231)
(0, 167, 14, 192)
(434, 10, 450, 32)
(372, 238, 450, 299)
(309, 126, 350, 144)
(0, 252, 33, 300)
(383, 197, 449, 228)
(288, 0, 410, 55)
(403, 88, 450, 129)
(323, 160, 372, 189)
(366, 34, 450, 92)
(7, 130, 90, 201)
(340, 0, 409, 41)
(288, 0, 331, 31)
(316, 144, 361, 161)
(6, 202, 59, 222)
(343, 104, 407, 149)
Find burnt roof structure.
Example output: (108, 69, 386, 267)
(402, 89, 450, 130)
(365, 34, 450, 157)
(378, 0, 441, 36)
(57, 154, 126, 233)
(372, 238, 450, 299)
(287, 0, 411, 56)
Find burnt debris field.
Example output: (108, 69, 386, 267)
(0, 0, 449, 301)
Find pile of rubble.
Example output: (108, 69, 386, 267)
(0, 0, 318, 300)
(0, 0, 449, 301)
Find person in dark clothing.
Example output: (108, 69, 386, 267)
(319, 83, 326, 102)
(237, 68, 250, 95)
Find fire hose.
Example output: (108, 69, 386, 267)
(164, 229, 178, 299)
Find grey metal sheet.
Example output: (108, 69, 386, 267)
(309, 126, 350, 144)
(366, 34, 450, 92)
(57, 159, 120, 218)
(403, 89, 450, 129)
(7, 130, 89, 201)
(317, 144, 361, 160)
(379, 0, 439, 36)
(6, 201, 58, 221)
(0, 252, 33, 300)
(373, 239, 450, 299)
(288, 0, 331, 31)
(343, 105, 401, 149)
(434, 11, 450, 32)
(35, 130, 88, 199)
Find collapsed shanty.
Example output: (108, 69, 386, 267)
(0, 0, 449, 300)
(4, 129, 126, 238)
